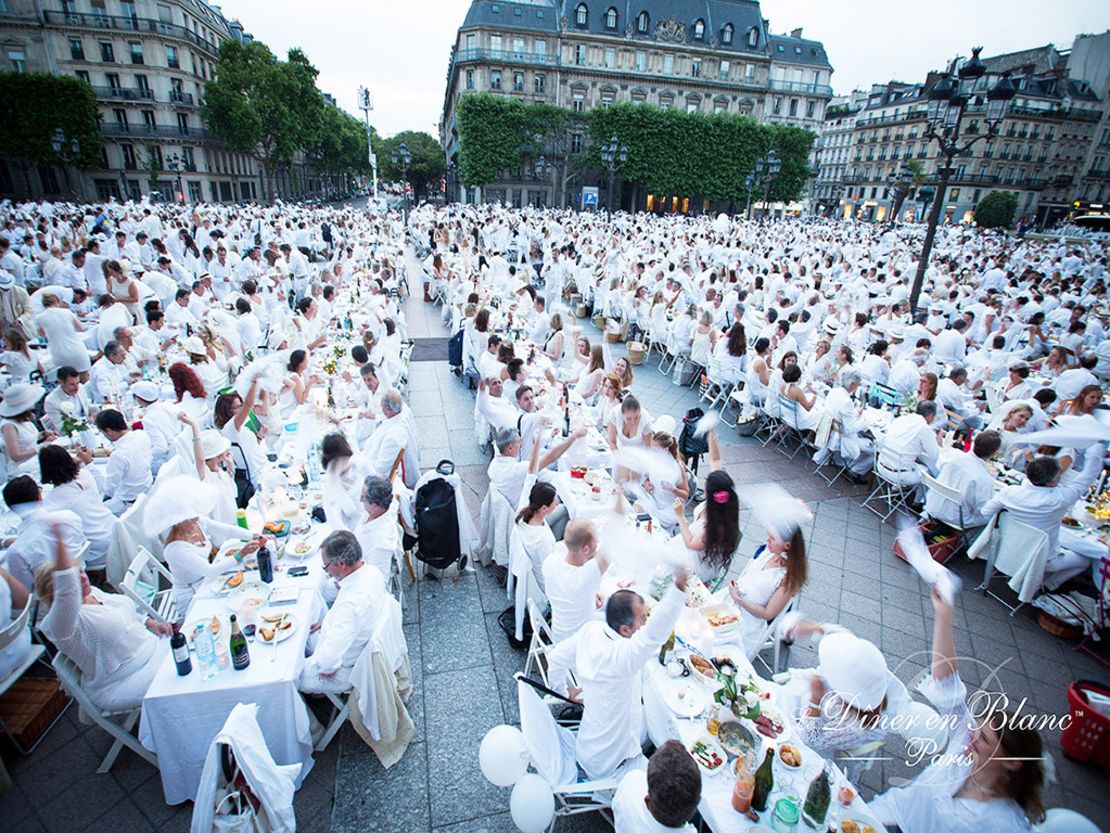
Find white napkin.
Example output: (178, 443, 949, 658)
(737, 483, 812, 541)
(611, 445, 680, 488)
(896, 522, 961, 605)
(693, 410, 720, 437)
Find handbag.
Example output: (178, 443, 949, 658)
(211, 790, 260, 833)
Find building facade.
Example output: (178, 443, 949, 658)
(0, 0, 267, 203)
(818, 33, 1110, 227)
(440, 0, 832, 209)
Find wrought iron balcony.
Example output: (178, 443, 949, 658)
(100, 123, 214, 140)
(454, 47, 557, 68)
(766, 78, 833, 97)
(43, 9, 221, 57)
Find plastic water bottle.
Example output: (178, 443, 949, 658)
(213, 630, 230, 670)
(193, 624, 219, 681)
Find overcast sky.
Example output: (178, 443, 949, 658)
(213, 0, 1110, 139)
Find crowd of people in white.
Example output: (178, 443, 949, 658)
(0, 193, 1106, 832)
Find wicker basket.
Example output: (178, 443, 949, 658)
(0, 676, 69, 750)
(576, 303, 589, 318)
(605, 321, 628, 344)
(592, 313, 607, 330)
(1037, 609, 1084, 641)
(626, 341, 647, 365)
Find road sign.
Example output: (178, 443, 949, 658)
(582, 186, 599, 207)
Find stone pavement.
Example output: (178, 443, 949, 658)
(4, 254, 1109, 832)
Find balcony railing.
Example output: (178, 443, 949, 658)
(854, 111, 924, 128)
(92, 85, 154, 102)
(454, 47, 557, 68)
(100, 123, 214, 140)
(169, 91, 194, 106)
(766, 78, 833, 97)
(1052, 174, 1074, 186)
(43, 9, 222, 57)
(1069, 107, 1101, 122)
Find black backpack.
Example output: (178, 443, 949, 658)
(447, 329, 464, 367)
(679, 407, 709, 459)
(414, 462, 462, 570)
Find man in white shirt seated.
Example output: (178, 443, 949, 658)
(164, 288, 199, 335)
(94, 408, 153, 514)
(529, 296, 550, 345)
(876, 401, 941, 489)
(1055, 353, 1098, 402)
(43, 366, 94, 433)
(88, 340, 137, 404)
(815, 371, 873, 482)
(937, 366, 985, 427)
(476, 376, 520, 434)
(299, 531, 388, 694)
(933, 319, 968, 364)
(546, 569, 689, 780)
(1, 476, 86, 590)
(132, 381, 181, 474)
(924, 430, 1000, 531)
(362, 389, 417, 485)
(477, 334, 503, 381)
(353, 475, 399, 580)
(612, 740, 701, 833)
(542, 520, 608, 643)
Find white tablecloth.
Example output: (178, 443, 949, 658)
(139, 561, 326, 804)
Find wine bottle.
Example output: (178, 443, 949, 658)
(658, 630, 675, 665)
(562, 384, 570, 437)
(802, 766, 831, 828)
(229, 614, 251, 670)
(257, 543, 273, 584)
(752, 748, 775, 813)
(171, 631, 192, 677)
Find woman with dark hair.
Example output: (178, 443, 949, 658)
(1001, 361, 1033, 401)
(642, 428, 689, 532)
(674, 427, 739, 588)
(0, 327, 34, 386)
(512, 436, 560, 586)
(320, 432, 371, 531)
(608, 394, 653, 451)
(39, 445, 113, 571)
(780, 364, 823, 431)
(742, 337, 773, 421)
(214, 375, 265, 494)
(868, 589, 1046, 831)
(1060, 383, 1103, 417)
(279, 348, 318, 415)
(716, 322, 748, 386)
(167, 361, 208, 423)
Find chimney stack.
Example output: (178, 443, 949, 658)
(790, 27, 803, 39)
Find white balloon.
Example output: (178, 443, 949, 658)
(509, 773, 555, 833)
(478, 725, 528, 787)
(1036, 808, 1101, 833)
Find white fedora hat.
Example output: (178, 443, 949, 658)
(0, 382, 44, 417)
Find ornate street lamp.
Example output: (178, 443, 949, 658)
(165, 151, 184, 203)
(599, 134, 628, 212)
(50, 128, 84, 200)
(886, 162, 914, 225)
(357, 86, 378, 198)
(755, 149, 781, 219)
(908, 47, 1015, 314)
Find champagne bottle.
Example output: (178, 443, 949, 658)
(802, 766, 831, 828)
(229, 614, 251, 670)
(658, 630, 675, 665)
(752, 748, 775, 813)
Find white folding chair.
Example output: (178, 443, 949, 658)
(813, 419, 850, 486)
(51, 652, 158, 773)
(775, 395, 812, 460)
(752, 597, 798, 676)
(121, 547, 178, 625)
(863, 451, 918, 522)
(515, 673, 616, 823)
(976, 511, 1050, 615)
(0, 601, 61, 754)
(920, 471, 972, 554)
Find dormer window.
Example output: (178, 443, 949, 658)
(721, 24, 733, 45)
(693, 19, 705, 40)
(637, 11, 649, 33)
(575, 3, 588, 27)
(605, 7, 617, 29)
(747, 27, 759, 48)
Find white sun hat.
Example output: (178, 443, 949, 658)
(0, 382, 45, 417)
(142, 475, 218, 535)
(817, 631, 890, 712)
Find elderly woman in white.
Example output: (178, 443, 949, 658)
(179, 413, 238, 526)
(36, 522, 171, 711)
(145, 476, 254, 616)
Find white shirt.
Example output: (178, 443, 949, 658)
(879, 413, 939, 473)
(487, 454, 531, 508)
(362, 414, 408, 481)
(924, 449, 995, 529)
(100, 430, 153, 504)
(613, 768, 694, 833)
(933, 329, 966, 363)
(302, 564, 386, 679)
(547, 585, 686, 779)
(5, 507, 85, 591)
(353, 508, 399, 580)
(1054, 367, 1097, 401)
(43, 469, 114, 566)
(541, 550, 602, 643)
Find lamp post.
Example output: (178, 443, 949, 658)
(50, 128, 84, 201)
(908, 47, 1015, 315)
(599, 134, 628, 213)
(391, 142, 411, 222)
(357, 87, 378, 199)
(446, 160, 458, 204)
(533, 155, 554, 207)
(758, 149, 781, 220)
(165, 152, 184, 203)
(743, 172, 756, 218)
(885, 162, 914, 225)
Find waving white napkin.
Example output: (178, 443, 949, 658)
(896, 522, 961, 605)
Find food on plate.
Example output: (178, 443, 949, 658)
(293, 542, 312, 555)
(209, 615, 221, 634)
(717, 721, 757, 759)
(688, 655, 715, 677)
(706, 610, 740, 628)
(840, 822, 876, 833)
(753, 711, 784, 738)
(226, 570, 244, 589)
(259, 626, 275, 642)
(264, 521, 286, 535)
(689, 738, 725, 772)
(1062, 516, 1082, 528)
(260, 613, 285, 623)
(779, 744, 802, 768)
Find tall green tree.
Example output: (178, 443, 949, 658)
(456, 93, 528, 187)
(202, 40, 325, 199)
(0, 72, 102, 195)
(379, 131, 445, 199)
(974, 191, 1018, 229)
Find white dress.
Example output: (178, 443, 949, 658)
(36, 307, 91, 371)
(39, 568, 161, 711)
(1, 418, 38, 480)
(163, 519, 247, 615)
(732, 554, 787, 659)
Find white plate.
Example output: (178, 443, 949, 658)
(226, 582, 271, 610)
(688, 735, 728, 776)
(257, 613, 297, 643)
(662, 679, 709, 718)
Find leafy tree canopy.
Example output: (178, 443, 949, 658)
(0, 72, 102, 169)
(974, 191, 1018, 229)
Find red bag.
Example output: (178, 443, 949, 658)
(892, 520, 959, 565)
(1061, 680, 1110, 770)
